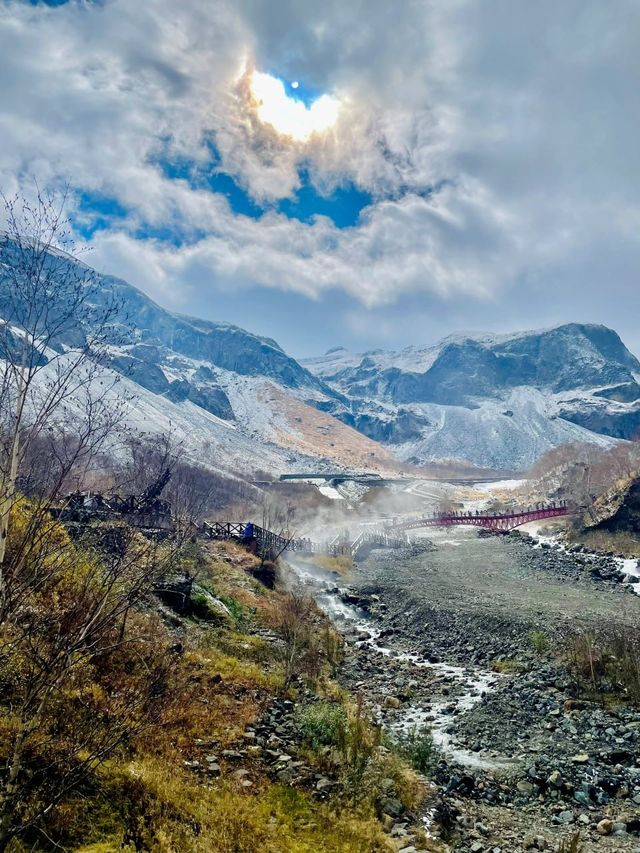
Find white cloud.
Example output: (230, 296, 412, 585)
(0, 0, 639, 353)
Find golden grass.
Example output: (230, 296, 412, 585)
(570, 528, 640, 558)
(70, 758, 395, 853)
(295, 554, 354, 577)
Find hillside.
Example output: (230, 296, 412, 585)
(304, 324, 640, 470)
(3, 234, 639, 474)
(0, 236, 398, 478)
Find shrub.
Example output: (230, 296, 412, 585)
(341, 695, 382, 795)
(393, 725, 434, 774)
(530, 630, 550, 655)
(219, 594, 246, 627)
(565, 628, 640, 705)
(271, 592, 322, 686)
(557, 832, 583, 853)
(295, 702, 347, 750)
(491, 658, 523, 674)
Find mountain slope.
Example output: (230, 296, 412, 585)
(304, 325, 640, 470)
(0, 237, 395, 476)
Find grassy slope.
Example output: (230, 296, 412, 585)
(10, 539, 443, 853)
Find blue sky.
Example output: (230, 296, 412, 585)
(2, 0, 640, 358)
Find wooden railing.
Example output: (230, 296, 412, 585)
(200, 522, 410, 560)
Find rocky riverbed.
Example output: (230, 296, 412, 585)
(288, 528, 640, 851)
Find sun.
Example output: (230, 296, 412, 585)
(249, 70, 339, 141)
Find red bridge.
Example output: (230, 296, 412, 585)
(388, 505, 572, 533)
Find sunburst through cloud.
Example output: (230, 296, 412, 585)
(249, 70, 340, 141)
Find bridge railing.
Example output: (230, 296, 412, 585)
(388, 505, 572, 532)
(201, 521, 410, 559)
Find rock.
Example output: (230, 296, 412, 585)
(547, 770, 563, 788)
(571, 753, 590, 763)
(596, 818, 613, 835)
(556, 810, 574, 825)
(381, 797, 404, 819)
(232, 768, 249, 779)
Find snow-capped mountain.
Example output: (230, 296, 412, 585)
(303, 325, 640, 470)
(3, 234, 639, 475)
(0, 237, 396, 477)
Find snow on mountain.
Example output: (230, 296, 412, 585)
(304, 324, 640, 471)
(0, 237, 397, 477)
(4, 234, 638, 475)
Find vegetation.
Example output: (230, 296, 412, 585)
(297, 554, 354, 577)
(392, 726, 435, 775)
(295, 702, 348, 750)
(530, 629, 551, 655)
(567, 527, 640, 558)
(491, 657, 524, 674)
(0, 523, 434, 851)
(556, 832, 584, 853)
(565, 627, 640, 706)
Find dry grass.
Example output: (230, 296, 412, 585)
(68, 758, 395, 853)
(261, 384, 402, 474)
(568, 527, 640, 558)
(296, 554, 354, 577)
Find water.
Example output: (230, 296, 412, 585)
(286, 555, 510, 771)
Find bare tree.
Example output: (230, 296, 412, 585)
(0, 188, 124, 598)
(272, 591, 320, 687)
(0, 519, 173, 850)
(260, 498, 296, 564)
(0, 189, 174, 848)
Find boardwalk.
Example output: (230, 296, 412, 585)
(200, 521, 409, 560)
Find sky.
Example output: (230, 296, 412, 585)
(1, 0, 639, 359)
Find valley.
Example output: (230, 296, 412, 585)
(283, 479, 640, 851)
(2, 228, 640, 852)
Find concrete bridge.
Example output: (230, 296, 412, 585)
(388, 505, 572, 533)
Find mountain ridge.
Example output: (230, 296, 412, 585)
(303, 323, 640, 470)
(2, 233, 638, 472)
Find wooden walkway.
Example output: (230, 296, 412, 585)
(200, 521, 409, 560)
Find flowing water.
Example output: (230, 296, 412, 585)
(287, 555, 512, 771)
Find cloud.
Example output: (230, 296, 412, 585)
(0, 0, 639, 354)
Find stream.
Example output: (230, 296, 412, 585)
(288, 556, 515, 773)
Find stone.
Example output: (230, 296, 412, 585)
(547, 770, 562, 788)
(232, 768, 249, 779)
(381, 797, 404, 819)
(596, 818, 613, 835)
(571, 753, 590, 763)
